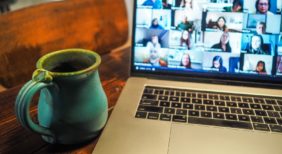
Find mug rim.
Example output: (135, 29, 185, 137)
(36, 48, 101, 77)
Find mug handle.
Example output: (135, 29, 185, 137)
(15, 69, 55, 137)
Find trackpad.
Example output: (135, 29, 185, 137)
(168, 124, 282, 154)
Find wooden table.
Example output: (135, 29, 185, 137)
(0, 47, 130, 154)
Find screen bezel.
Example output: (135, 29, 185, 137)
(130, 0, 282, 88)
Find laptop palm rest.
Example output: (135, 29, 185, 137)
(168, 123, 282, 154)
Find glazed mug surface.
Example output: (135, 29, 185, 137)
(15, 48, 108, 144)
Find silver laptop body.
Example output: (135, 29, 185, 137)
(93, 0, 282, 154)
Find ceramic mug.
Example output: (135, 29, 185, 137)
(15, 49, 108, 144)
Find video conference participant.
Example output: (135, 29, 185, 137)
(146, 35, 161, 51)
(162, 0, 172, 9)
(176, 16, 194, 32)
(255, 0, 274, 15)
(142, 0, 163, 9)
(144, 48, 167, 66)
(211, 32, 232, 52)
(277, 56, 282, 75)
(150, 18, 164, 30)
(246, 34, 269, 55)
(180, 30, 191, 49)
(224, 0, 244, 12)
(256, 21, 266, 34)
(213, 16, 228, 31)
(180, 52, 191, 69)
(255, 60, 267, 74)
(211, 55, 227, 73)
(241, 54, 273, 75)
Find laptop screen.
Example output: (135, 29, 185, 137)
(132, 0, 282, 84)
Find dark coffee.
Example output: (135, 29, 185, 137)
(50, 60, 91, 72)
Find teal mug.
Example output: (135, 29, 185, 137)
(15, 49, 108, 144)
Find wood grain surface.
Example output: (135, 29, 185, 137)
(0, 0, 128, 88)
(0, 46, 130, 154)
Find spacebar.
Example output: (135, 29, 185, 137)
(188, 117, 253, 130)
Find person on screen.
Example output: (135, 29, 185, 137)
(255, 60, 267, 74)
(180, 30, 191, 49)
(146, 35, 161, 51)
(255, 0, 274, 15)
(180, 0, 192, 9)
(180, 53, 191, 68)
(224, 0, 243, 12)
(211, 56, 227, 73)
(162, 0, 172, 9)
(232, 0, 243, 12)
(277, 56, 282, 73)
(176, 16, 194, 32)
(247, 34, 269, 55)
(213, 16, 227, 31)
(150, 18, 164, 30)
(211, 32, 232, 52)
(144, 48, 167, 66)
(255, 22, 266, 34)
(142, 0, 163, 9)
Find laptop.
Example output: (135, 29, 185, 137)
(93, 0, 282, 154)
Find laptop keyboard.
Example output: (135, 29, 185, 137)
(135, 86, 282, 133)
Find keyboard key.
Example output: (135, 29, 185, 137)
(201, 111, 212, 118)
(231, 108, 242, 114)
(192, 99, 202, 104)
(183, 103, 193, 109)
(277, 100, 282, 105)
(215, 101, 225, 106)
(181, 97, 190, 103)
(140, 100, 158, 106)
(170, 96, 179, 102)
(265, 99, 276, 105)
(264, 117, 277, 124)
(176, 109, 188, 116)
(142, 94, 157, 100)
(148, 113, 159, 120)
(226, 101, 237, 107)
(203, 100, 213, 105)
(274, 105, 282, 112)
(238, 115, 250, 122)
(238, 103, 249, 108)
(164, 108, 175, 114)
(213, 113, 225, 119)
(209, 94, 219, 100)
(220, 95, 230, 101)
(160, 101, 170, 107)
(267, 111, 280, 118)
(207, 106, 218, 112)
(218, 107, 230, 113)
(189, 110, 200, 117)
(171, 102, 182, 108)
(254, 98, 264, 104)
(242, 109, 255, 115)
(138, 106, 163, 113)
(154, 89, 164, 95)
(242, 97, 253, 103)
(135, 111, 147, 118)
(231, 96, 242, 102)
(253, 123, 270, 131)
(159, 96, 168, 101)
(173, 115, 187, 123)
(269, 125, 282, 133)
(251, 116, 263, 123)
(195, 105, 205, 110)
(160, 114, 172, 121)
(226, 114, 237, 121)
(250, 104, 261, 109)
(188, 117, 252, 129)
(276, 118, 282, 125)
(255, 110, 267, 116)
(262, 105, 274, 111)
(143, 88, 153, 94)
